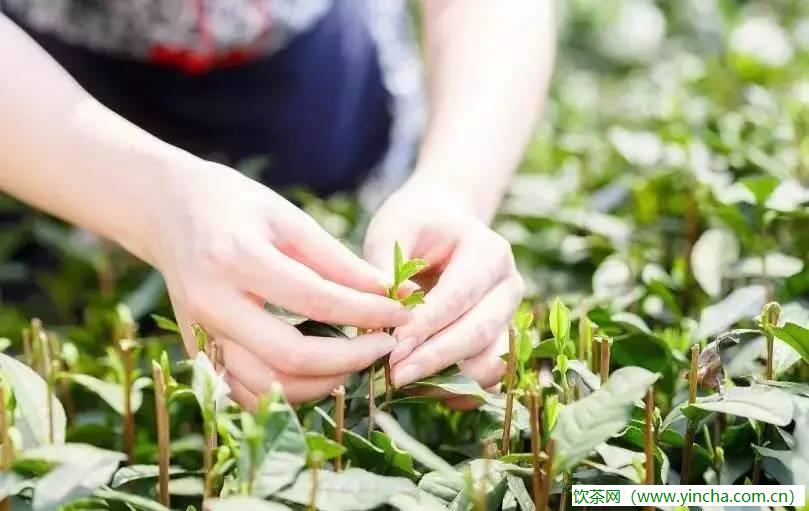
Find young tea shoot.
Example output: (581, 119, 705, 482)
(375, 242, 428, 411)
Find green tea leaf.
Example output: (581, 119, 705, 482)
(252, 451, 306, 498)
(305, 432, 347, 461)
(549, 298, 570, 344)
(0, 352, 66, 447)
(551, 367, 659, 472)
(26, 444, 126, 511)
(691, 385, 794, 426)
(370, 431, 421, 480)
(94, 487, 171, 511)
(400, 290, 425, 309)
(209, 497, 293, 511)
(772, 322, 809, 363)
(67, 374, 148, 415)
(278, 468, 445, 511)
(393, 241, 405, 283)
(111, 465, 190, 488)
(151, 314, 180, 333)
(373, 412, 456, 475)
(397, 260, 429, 285)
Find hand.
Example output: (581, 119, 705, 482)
(149, 160, 410, 407)
(363, 175, 524, 394)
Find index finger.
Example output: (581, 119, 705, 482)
(230, 235, 411, 329)
(202, 290, 396, 377)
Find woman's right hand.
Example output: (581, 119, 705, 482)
(148, 160, 409, 406)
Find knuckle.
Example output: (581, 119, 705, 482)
(491, 233, 515, 268)
(304, 290, 337, 321)
(276, 347, 308, 374)
(477, 318, 501, 345)
(200, 233, 244, 269)
(445, 288, 472, 316)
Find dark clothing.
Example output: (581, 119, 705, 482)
(5, 0, 395, 195)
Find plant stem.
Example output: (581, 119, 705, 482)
(560, 473, 570, 511)
(383, 357, 393, 408)
(688, 344, 699, 404)
(308, 454, 322, 511)
(681, 344, 700, 484)
(502, 326, 517, 454)
(367, 362, 377, 438)
(599, 336, 611, 384)
(204, 420, 217, 498)
(540, 439, 555, 511)
(644, 388, 655, 487)
(49, 335, 75, 426)
(529, 391, 542, 511)
(475, 440, 493, 511)
(152, 363, 170, 508)
(37, 331, 54, 444)
(763, 302, 779, 381)
(22, 328, 32, 368)
(578, 313, 592, 367)
(332, 386, 345, 472)
(119, 341, 135, 465)
(0, 381, 10, 511)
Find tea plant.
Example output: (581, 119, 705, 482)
(0, 0, 808, 509)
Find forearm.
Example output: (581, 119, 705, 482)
(413, 0, 555, 222)
(0, 15, 197, 264)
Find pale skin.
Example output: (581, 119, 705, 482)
(0, 1, 555, 407)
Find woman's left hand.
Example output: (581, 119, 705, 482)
(363, 175, 524, 397)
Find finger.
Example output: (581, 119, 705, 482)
(390, 236, 514, 364)
(444, 384, 502, 411)
(232, 236, 411, 329)
(277, 214, 399, 295)
(457, 332, 508, 389)
(406, 338, 506, 408)
(390, 277, 521, 388)
(220, 338, 347, 403)
(199, 290, 396, 376)
(224, 371, 259, 411)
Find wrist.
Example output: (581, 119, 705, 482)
(108, 148, 202, 267)
(406, 164, 503, 223)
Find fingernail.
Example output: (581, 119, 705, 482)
(392, 364, 421, 388)
(389, 336, 416, 364)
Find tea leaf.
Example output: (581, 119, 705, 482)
(27, 444, 126, 511)
(549, 297, 570, 343)
(252, 451, 306, 498)
(209, 497, 293, 511)
(370, 432, 421, 480)
(697, 285, 768, 339)
(691, 385, 794, 426)
(400, 290, 425, 309)
(278, 468, 445, 511)
(551, 367, 659, 472)
(691, 229, 739, 298)
(373, 412, 456, 475)
(151, 314, 180, 333)
(0, 352, 66, 447)
(111, 464, 190, 488)
(305, 432, 347, 461)
(67, 374, 148, 415)
(397, 260, 429, 287)
(772, 322, 809, 363)
(94, 487, 172, 511)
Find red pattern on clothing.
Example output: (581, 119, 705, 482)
(148, 0, 272, 74)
